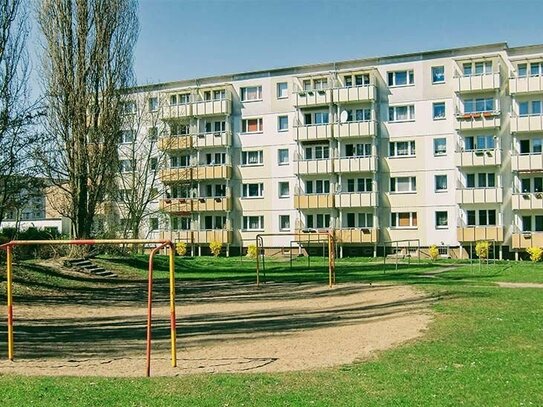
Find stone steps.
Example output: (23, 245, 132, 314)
(63, 258, 117, 278)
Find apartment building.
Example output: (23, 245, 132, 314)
(124, 42, 543, 259)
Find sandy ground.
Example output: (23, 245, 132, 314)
(0, 281, 433, 377)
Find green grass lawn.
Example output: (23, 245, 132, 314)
(1, 255, 542, 406)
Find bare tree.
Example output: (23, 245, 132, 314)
(0, 0, 38, 226)
(36, 0, 139, 239)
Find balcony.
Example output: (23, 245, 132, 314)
(193, 229, 232, 244)
(457, 226, 504, 242)
(295, 159, 334, 175)
(332, 85, 376, 103)
(336, 192, 378, 208)
(512, 231, 543, 249)
(295, 89, 332, 107)
(510, 114, 543, 133)
(453, 72, 501, 93)
(455, 149, 502, 167)
(456, 187, 503, 204)
(159, 167, 191, 183)
(192, 131, 231, 149)
(192, 97, 232, 117)
(158, 135, 192, 151)
(160, 230, 193, 243)
(294, 194, 334, 209)
(511, 153, 543, 172)
(159, 198, 192, 213)
(335, 228, 378, 244)
(512, 193, 543, 210)
(162, 103, 192, 119)
(334, 156, 376, 173)
(336, 120, 377, 138)
(295, 229, 332, 244)
(296, 123, 333, 141)
(193, 196, 231, 212)
(509, 75, 543, 95)
(193, 164, 232, 181)
(455, 112, 501, 131)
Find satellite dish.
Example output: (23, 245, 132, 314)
(340, 110, 348, 123)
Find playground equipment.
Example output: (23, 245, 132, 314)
(0, 238, 177, 377)
(255, 231, 336, 287)
(382, 239, 421, 272)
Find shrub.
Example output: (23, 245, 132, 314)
(175, 242, 187, 256)
(428, 245, 439, 261)
(209, 241, 222, 257)
(246, 244, 257, 259)
(526, 247, 543, 262)
(475, 241, 490, 260)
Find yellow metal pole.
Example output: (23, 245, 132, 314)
(169, 244, 177, 368)
(328, 234, 332, 288)
(256, 237, 260, 287)
(6, 245, 14, 360)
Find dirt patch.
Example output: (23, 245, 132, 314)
(0, 281, 433, 377)
(496, 282, 543, 289)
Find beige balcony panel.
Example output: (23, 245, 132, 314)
(193, 99, 231, 116)
(457, 227, 504, 242)
(296, 124, 333, 141)
(336, 192, 378, 208)
(295, 230, 331, 244)
(456, 188, 503, 204)
(455, 115, 501, 130)
(295, 89, 332, 107)
(159, 168, 191, 183)
(454, 73, 501, 93)
(455, 149, 502, 167)
(512, 193, 543, 210)
(193, 197, 231, 212)
(193, 165, 232, 180)
(158, 136, 192, 151)
(512, 232, 543, 249)
(295, 159, 333, 175)
(294, 194, 334, 209)
(333, 85, 376, 103)
(192, 131, 231, 148)
(336, 120, 377, 138)
(509, 75, 543, 95)
(334, 156, 376, 173)
(511, 153, 543, 172)
(160, 230, 193, 243)
(163, 104, 192, 119)
(335, 228, 378, 244)
(510, 115, 543, 133)
(194, 229, 232, 244)
(159, 199, 192, 213)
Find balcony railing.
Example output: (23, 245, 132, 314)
(509, 75, 543, 95)
(295, 158, 334, 175)
(295, 88, 332, 107)
(335, 228, 378, 244)
(296, 123, 333, 141)
(511, 153, 543, 172)
(457, 226, 504, 242)
(512, 230, 543, 249)
(163, 91, 232, 119)
(335, 192, 378, 208)
(158, 135, 192, 151)
(294, 193, 334, 209)
(455, 111, 501, 130)
(455, 149, 502, 167)
(160, 196, 232, 213)
(334, 156, 376, 173)
(512, 192, 543, 210)
(193, 229, 232, 244)
(453, 72, 501, 93)
(159, 164, 232, 183)
(192, 131, 231, 148)
(456, 187, 503, 204)
(332, 85, 376, 103)
(510, 114, 543, 133)
(336, 120, 377, 138)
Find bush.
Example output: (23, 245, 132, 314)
(428, 245, 439, 261)
(526, 247, 543, 262)
(475, 241, 490, 260)
(246, 244, 257, 259)
(209, 241, 222, 257)
(175, 241, 187, 256)
(0, 227, 64, 259)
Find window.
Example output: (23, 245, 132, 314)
(148, 127, 158, 141)
(518, 63, 527, 78)
(306, 214, 331, 229)
(345, 143, 371, 157)
(434, 138, 447, 155)
(463, 61, 492, 76)
(148, 97, 158, 112)
(278, 182, 289, 198)
(205, 152, 226, 165)
(519, 138, 543, 154)
(213, 89, 226, 100)
(389, 105, 415, 122)
(243, 216, 264, 230)
(122, 101, 136, 114)
(119, 130, 134, 144)
(390, 177, 416, 193)
(464, 98, 495, 113)
(519, 100, 542, 116)
(389, 141, 416, 157)
(170, 155, 190, 168)
(466, 209, 496, 226)
(150, 218, 159, 230)
(150, 157, 158, 171)
(435, 211, 448, 228)
(346, 213, 373, 228)
(204, 215, 226, 230)
(346, 178, 372, 193)
(204, 120, 226, 133)
(241, 86, 262, 102)
(279, 215, 290, 231)
(119, 159, 135, 173)
(241, 118, 263, 133)
(387, 70, 414, 86)
(343, 73, 370, 87)
(241, 150, 263, 166)
(278, 115, 289, 131)
(433, 102, 446, 119)
(519, 177, 543, 193)
(522, 215, 543, 232)
(432, 66, 445, 83)
(391, 212, 418, 228)
(304, 111, 329, 125)
(435, 175, 448, 192)
(171, 216, 191, 230)
(305, 145, 330, 160)
(277, 82, 288, 99)
(344, 108, 371, 122)
(170, 93, 191, 105)
(242, 183, 264, 198)
(278, 149, 289, 165)
(313, 78, 328, 90)
(305, 179, 330, 194)
(466, 172, 496, 188)
(464, 135, 495, 151)
(530, 62, 543, 77)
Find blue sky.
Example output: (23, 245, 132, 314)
(135, 0, 543, 85)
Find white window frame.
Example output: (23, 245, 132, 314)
(279, 215, 291, 231)
(434, 138, 447, 155)
(241, 86, 263, 102)
(119, 130, 135, 144)
(241, 150, 264, 166)
(278, 182, 290, 198)
(433, 102, 446, 120)
(277, 82, 288, 99)
(389, 141, 416, 157)
(387, 70, 414, 87)
(435, 175, 448, 192)
(278, 148, 289, 165)
(241, 118, 263, 133)
(241, 183, 264, 198)
(243, 216, 264, 231)
(391, 212, 418, 229)
(278, 115, 289, 132)
(431, 66, 445, 84)
(390, 176, 417, 193)
(388, 105, 415, 122)
(435, 211, 448, 229)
